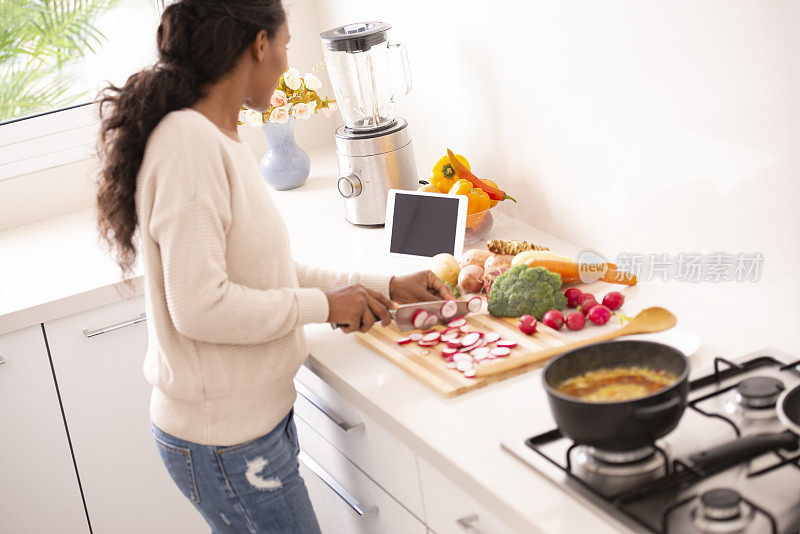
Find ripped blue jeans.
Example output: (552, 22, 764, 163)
(151, 410, 321, 534)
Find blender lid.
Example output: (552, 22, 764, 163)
(321, 21, 391, 53)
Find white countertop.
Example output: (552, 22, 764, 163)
(2, 145, 798, 532)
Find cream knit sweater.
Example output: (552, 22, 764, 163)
(135, 108, 391, 446)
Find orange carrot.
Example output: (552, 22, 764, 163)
(522, 259, 638, 286)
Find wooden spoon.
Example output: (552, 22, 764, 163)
(474, 307, 677, 378)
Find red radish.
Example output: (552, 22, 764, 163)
(443, 326, 461, 335)
(423, 314, 439, 329)
(467, 296, 483, 313)
(519, 318, 537, 335)
(484, 332, 501, 344)
(412, 310, 429, 329)
(490, 347, 512, 358)
(440, 299, 459, 319)
(459, 342, 481, 353)
(579, 294, 598, 316)
(447, 317, 467, 328)
(496, 339, 518, 349)
(520, 314, 536, 325)
(543, 310, 565, 330)
(471, 347, 491, 359)
(442, 346, 457, 355)
(464, 369, 477, 378)
(446, 339, 462, 349)
(440, 332, 459, 343)
(418, 340, 439, 347)
(461, 332, 481, 347)
(564, 288, 583, 308)
(409, 333, 424, 341)
(396, 337, 414, 345)
(587, 305, 612, 325)
(602, 291, 625, 311)
(456, 360, 474, 372)
(460, 324, 473, 334)
(421, 332, 441, 343)
(445, 361, 457, 369)
(565, 311, 586, 330)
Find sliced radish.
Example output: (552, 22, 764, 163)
(463, 369, 477, 378)
(459, 342, 481, 353)
(418, 340, 439, 347)
(491, 347, 512, 358)
(441, 333, 459, 343)
(412, 310, 429, 329)
(471, 347, 491, 360)
(445, 361, 457, 369)
(459, 324, 473, 334)
(422, 314, 439, 329)
(396, 337, 414, 345)
(483, 332, 501, 344)
(456, 360, 474, 372)
(447, 317, 467, 328)
(422, 332, 441, 343)
(409, 333, 424, 341)
(461, 332, 481, 347)
(496, 339, 518, 349)
(443, 326, 461, 335)
(442, 347, 458, 357)
(440, 299, 459, 319)
(467, 296, 483, 313)
(447, 339, 462, 349)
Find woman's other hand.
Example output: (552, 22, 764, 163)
(389, 270, 455, 304)
(326, 285, 393, 333)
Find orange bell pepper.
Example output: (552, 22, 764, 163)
(446, 148, 516, 203)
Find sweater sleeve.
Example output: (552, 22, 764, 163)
(295, 262, 394, 301)
(151, 202, 330, 344)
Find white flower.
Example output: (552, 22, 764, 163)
(303, 73, 322, 91)
(291, 102, 313, 120)
(322, 101, 337, 119)
(269, 105, 289, 124)
(270, 89, 288, 108)
(237, 109, 248, 124)
(283, 67, 302, 91)
(243, 108, 264, 127)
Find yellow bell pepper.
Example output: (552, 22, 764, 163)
(448, 178, 473, 196)
(432, 153, 470, 193)
(467, 187, 491, 215)
(482, 179, 500, 207)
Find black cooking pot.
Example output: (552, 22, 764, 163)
(543, 340, 690, 451)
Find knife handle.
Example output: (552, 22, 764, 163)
(331, 309, 397, 330)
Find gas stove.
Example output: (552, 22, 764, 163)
(502, 348, 800, 533)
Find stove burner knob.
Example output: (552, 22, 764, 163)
(700, 488, 742, 521)
(736, 376, 785, 409)
(337, 174, 362, 198)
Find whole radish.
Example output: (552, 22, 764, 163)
(602, 291, 625, 311)
(519, 317, 537, 335)
(587, 305, 612, 325)
(565, 311, 586, 330)
(564, 288, 583, 308)
(579, 294, 599, 316)
(543, 310, 565, 330)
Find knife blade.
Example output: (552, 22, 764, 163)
(331, 300, 471, 332)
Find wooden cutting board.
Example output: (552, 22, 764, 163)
(354, 298, 572, 397)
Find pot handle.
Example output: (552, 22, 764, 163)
(688, 430, 799, 474)
(632, 396, 682, 418)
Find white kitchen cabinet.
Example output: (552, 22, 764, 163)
(294, 365, 425, 519)
(418, 456, 519, 534)
(295, 414, 427, 534)
(43, 296, 206, 533)
(0, 325, 88, 534)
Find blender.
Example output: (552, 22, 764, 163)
(321, 22, 418, 226)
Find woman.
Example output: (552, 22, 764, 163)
(94, 1, 452, 532)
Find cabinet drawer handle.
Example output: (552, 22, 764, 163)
(294, 381, 364, 433)
(299, 451, 377, 516)
(82, 313, 146, 338)
(456, 514, 488, 533)
(0, 356, 6, 366)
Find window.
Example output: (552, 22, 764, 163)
(0, 0, 163, 179)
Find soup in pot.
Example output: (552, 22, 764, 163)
(556, 366, 678, 402)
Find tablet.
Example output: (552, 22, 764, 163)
(385, 189, 468, 260)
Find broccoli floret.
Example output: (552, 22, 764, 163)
(487, 265, 567, 320)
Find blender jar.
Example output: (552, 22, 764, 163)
(321, 22, 412, 131)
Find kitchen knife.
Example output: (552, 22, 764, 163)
(331, 300, 470, 332)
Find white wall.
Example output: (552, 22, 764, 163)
(0, 0, 338, 232)
(312, 0, 800, 324)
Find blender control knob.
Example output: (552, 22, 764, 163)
(337, 174, 362, 198)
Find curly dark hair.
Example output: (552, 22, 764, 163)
(95, 0, 285, 278)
